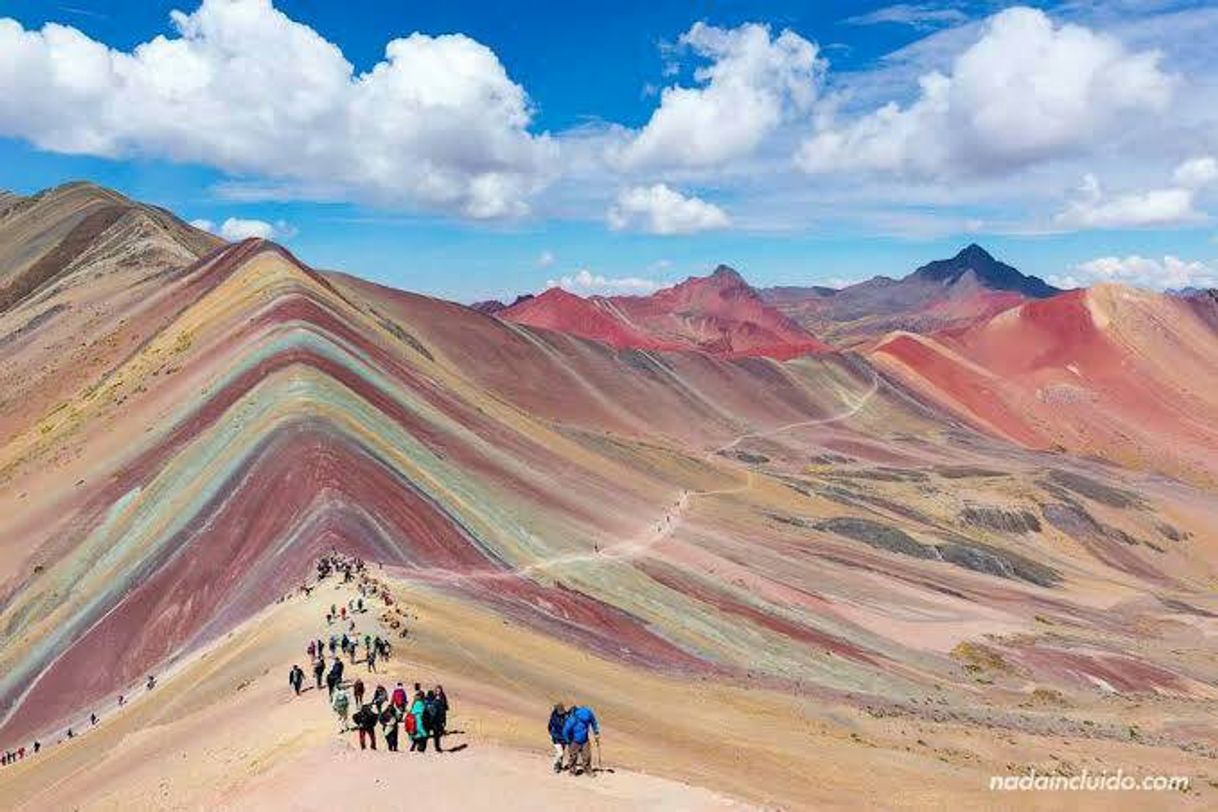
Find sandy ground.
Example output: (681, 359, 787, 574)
(1, 572, 1213, 811)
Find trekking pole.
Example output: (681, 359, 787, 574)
(595, 735, 602, 774)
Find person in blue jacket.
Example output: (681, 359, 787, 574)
(561, 704, 599, 775)
(547, 703, 569, 773)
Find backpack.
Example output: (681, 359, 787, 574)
(404, 710, 418, 736)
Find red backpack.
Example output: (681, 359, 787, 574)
(404, 710, 418, 736)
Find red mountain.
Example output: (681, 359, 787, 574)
(498, 265, 831, 359)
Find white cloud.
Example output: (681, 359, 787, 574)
(536, 250, 555, 268)
(1055, 156, 1216, 229)
(798, 7, 1174, 178)
(1173, 155, 1218, 188)
(0, 0, 554, 218)
(606, 184, 730, 235)
(190, 216, 294, 241)
(843, 4, 969, 30)
(1054, 174, 1199, 228)
(546, 268, 661, 295)
(617, 22, 823, 170)
(1052, 254, 1217, 290)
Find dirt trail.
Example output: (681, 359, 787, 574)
(399, 368, 880, 587)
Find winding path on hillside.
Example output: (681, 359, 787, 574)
(405, 366, 882, 585)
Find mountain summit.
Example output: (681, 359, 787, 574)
(499, 265, 830, 359)
(911, 243, 1059, 298)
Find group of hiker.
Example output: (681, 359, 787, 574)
(292, 638, 450, 754)
(6, 548, 608, 779)
(327, 679, 450, 753)
(291, 552, 452, 755)
(548, 703, 601, 776)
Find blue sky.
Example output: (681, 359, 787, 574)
(1, 0, 1217, 300)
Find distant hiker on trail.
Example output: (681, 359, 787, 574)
(332, 687, 351, 732)
(548, 703, 570, 773)
(562, 705, 600, 776)
(117, 694, 125, 707)
(307, 640, 316, 659)
(328, 635, 337, 655)
(352, 702, 378, 750)
(289, 665, 305, 695)
(33, 741, 40, 754)
(146, 675, 156, 691)
(406, 691, 430, 752)
(90, 712, 98, 726)
(372, 684, 388, 713)
(313, 657, 325, 690)
(367, 648, 377, 673)
(380, 705, 400, 752)
(391, 682, 407, 712)
(353, 678, 365, 707)
(327, 657, 344, 697)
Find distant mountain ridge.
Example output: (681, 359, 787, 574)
(758, 244, 1058, 347)
(0, 181, 220, 314)
(909, 243, 1059, 298)
(491, 244, 1060, 353)
(498, 264, 831, 359)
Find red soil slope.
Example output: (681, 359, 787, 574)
(871, 285, 1218, 483)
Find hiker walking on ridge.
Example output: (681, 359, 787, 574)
(332, 687, 351, 733)
(313, 657, 325, 690)
(380, 705, 400, 752)
(326, 657, 344, 698)
(431, 685, 449, 751)
(423, 690, 445, 753)
(407, 691, 430, 752)
(353, 678, 365, 707)
(562, 705, 600, 776)
(391, 682, 407, 713)
(289, 665, 305, 695)
(372, 684, 388, 714)
(352, 702, 378, 750)
(548, 703, 570, 773)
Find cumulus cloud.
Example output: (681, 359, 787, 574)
(797, 7, 1174, 178)
(617, 22, 823, 170)
(1055, 156, 1215, 229)
(190, 216, 293, 241)
(0, 0, 553, 218)
(1173, 156, 1218, 189)
(1052, 255, 1217, 290)
(843, 4, 969, 30)
(546, 268, 662, 295)
(606, 184, 730, 235)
